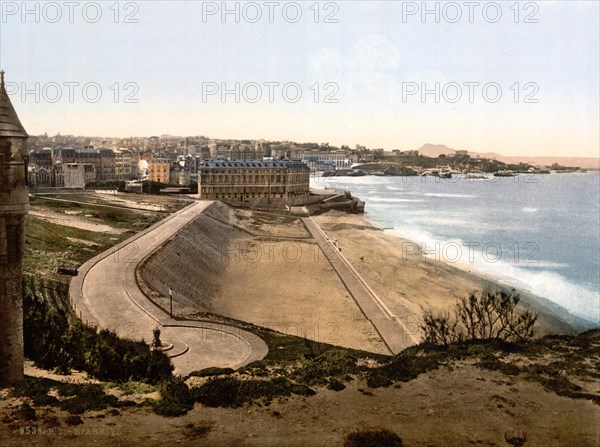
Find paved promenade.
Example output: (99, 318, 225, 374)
(69, 201, 268, 376)
(302, 217, 419, 354)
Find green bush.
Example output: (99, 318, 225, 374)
(17, 403, 37, 421)
(422, 290, 538, 346)
(11, 376, 133, 415)
(476, 353, 521, 376)
(291, 350, 358, 385)
(23, 276, 173, 384)
(188, 367, 234, 378)
(153, 378, 194, 417)
(369, 347, 441, 384)
(65, 415, 83, 425)
(192, 376, 314, 408)
(366, 374, 393, 389)
(327, 380, 346, 391)
(58, 384, 120, 414)
(344, 428, 404, 447)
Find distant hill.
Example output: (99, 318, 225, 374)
(416, 144, 458, 158)
(415, 143, 599, 169)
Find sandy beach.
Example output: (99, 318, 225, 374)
(312, 210, 584, 338)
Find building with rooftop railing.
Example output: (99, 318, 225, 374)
(198, 160, 310, 204)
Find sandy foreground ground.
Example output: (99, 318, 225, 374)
(2, 358, 598, 447)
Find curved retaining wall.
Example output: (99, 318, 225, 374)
(139, 202, 246, 312)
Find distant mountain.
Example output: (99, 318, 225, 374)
(415, 143, 599, 169)
(416, 144, 457, 158)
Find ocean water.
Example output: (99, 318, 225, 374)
(314, 172, 600, 325)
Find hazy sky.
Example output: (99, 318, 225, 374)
(1, 1, 598, 156)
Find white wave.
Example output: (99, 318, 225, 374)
(522, 207, 539, 213)
(368, 197, 425, 203)
(383, 226, 599, 324)
(520, 261, 570, 269)
(424, 193, 478, 198)
(456, 255, 599, 324)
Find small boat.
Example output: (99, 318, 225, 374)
(348, 169, 367, 177)
(422, 169, 452, 178)
(464, 173, 488, 179)
(494, 170, 515, 177)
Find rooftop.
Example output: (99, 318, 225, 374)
(200, 160, 308, 170)
(0, 70, 28, 138)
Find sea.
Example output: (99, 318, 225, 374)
(313, 171, 600, 326)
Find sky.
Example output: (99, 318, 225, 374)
(0, 0, 598, 157)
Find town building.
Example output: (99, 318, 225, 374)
(28, 165, 55, 188)
(295, 151, 351, 171)
(114, 148, 133, 180)
(55, 163, 95, 188)
(169, 165, 191, 186)
(98, 148, 116, 181)
(198, 160, 310, 204)
(148, 158, 170, 184)
(395, 150, 420, 157)
(59, 148, 101, 180)
(29, 148, 53, 168)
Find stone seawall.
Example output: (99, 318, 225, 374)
(139, 202, 246, 313)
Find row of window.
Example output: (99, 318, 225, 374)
(200, 186, 307, 194)
(200, 169, 308, 175)
(201, 192, 309, 200)
(200, 175, 309, 182)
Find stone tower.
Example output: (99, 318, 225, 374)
(0, 70, 29, 387)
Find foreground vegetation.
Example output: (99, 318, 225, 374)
(152, 291, 597, 415)
(421, 289, 538, 345)
(22, 196, 182, 384)
(23, 276, 173, 383)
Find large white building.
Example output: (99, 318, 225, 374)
(198, 160, 310, 204)
(295, 151, 351, 171)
